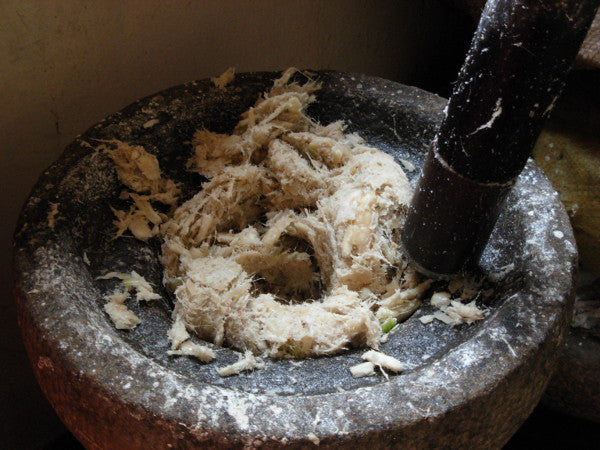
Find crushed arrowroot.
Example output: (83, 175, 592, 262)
(161, 68, 423, 359)
(102, 68, 488, 375)
(97, 271, 162, 302)
(104, 140, 179, 202)
(351, 350, 404, 379)
(168, 340, 215, 363)
(102, 140, 180, 240)
(430, 291, 451, 308)
(211, 67, 236, 90)
(217, 350, 265, 377)
(98, 271, 162, 329)
(166, 315, 215, 362)
(362, 350, 404, 373)
(350, 361, 376, 378)
(104, 291, 140, 330)
(435, 300, 485, 325)
(420, 283, 487, 326)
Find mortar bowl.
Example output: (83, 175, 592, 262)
(13, 71, 577, 448)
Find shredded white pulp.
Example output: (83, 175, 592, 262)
(103, 68, 486, 375)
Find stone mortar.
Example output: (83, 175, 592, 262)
(13, 71, 577, 448)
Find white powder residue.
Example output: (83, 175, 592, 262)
(225, 395, 252, 430)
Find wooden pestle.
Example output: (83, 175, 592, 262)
(402, 0, 599, 278)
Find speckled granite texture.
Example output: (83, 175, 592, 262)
(13, 71, 577, 448)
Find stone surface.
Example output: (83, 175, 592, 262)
(13, 71, 577, 448)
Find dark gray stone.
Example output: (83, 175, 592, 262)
(13, 71, 577, 448)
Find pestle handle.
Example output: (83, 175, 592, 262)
(402, 0, 599, 278)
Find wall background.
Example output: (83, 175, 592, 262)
(0, 1, 471, 446)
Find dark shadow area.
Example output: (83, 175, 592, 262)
(505, 403, 600, 449)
